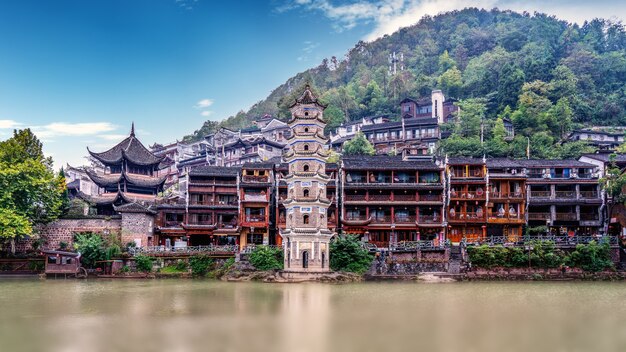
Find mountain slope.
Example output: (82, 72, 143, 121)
(183, 8, 626, 143)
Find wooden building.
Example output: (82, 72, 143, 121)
(446, 157, 488, 243)
(340, 153, 445, 248)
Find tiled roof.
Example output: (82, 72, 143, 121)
(361, 121, 402, 132)
(113, 202, 156, 214)
(189, 165, 240, 177)
(448, 157, 485, 165)
(516, 159, 595, 168)
(342, 155, 439, 170)
(486, 158, 524, 168)
(88, 128, 164, 166)
(580, 153, 626, 163)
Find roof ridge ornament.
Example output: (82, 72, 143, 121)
(130, 122, 136, 137)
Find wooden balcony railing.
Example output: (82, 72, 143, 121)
(344, 194, 366, 201)
(418, 194, 442, 202)
(555, 191, 576, 199)
(450, 191, 485, 199)
(528, 212, 551, 220)
(530, 191, 550, 198)
(243, 194, 267, 202)
(394, 216, 415, 223)
(368, 194, 391, 201)
(418, 215, 441, 224)
(448, 212, 485, 221)
(393, 194, 417, 202)
(555, 213, 577, 221)
(579, 191, 599, 199)
(242, 175, 269, 183)
(344, 215, 369, 221)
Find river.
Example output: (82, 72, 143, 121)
(0, 279, 624, 352)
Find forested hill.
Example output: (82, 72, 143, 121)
(183, 8, 626, 154)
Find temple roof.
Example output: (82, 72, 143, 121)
(78, 190, 158, 205)
(113, 202, 157, 214)
(289, 84, 327, 108)
(85, 169, 167, 188)
(88, 124, 164, 166)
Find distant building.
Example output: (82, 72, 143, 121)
(568, 129, 625, 151)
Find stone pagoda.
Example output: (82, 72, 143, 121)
(280, 85, 334, 273)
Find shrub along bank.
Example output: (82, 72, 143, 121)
(467, 241, 614, 272)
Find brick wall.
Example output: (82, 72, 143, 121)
(15, 218, 122, 252)
(120, 212, 154, 247)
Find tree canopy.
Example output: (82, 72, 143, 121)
(182, 9, 623, 159)
(0, 129, 66, 249)
(342, 132, 375, 156)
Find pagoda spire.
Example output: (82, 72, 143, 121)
(130, 122, 135, 137)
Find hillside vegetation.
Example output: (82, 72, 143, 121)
(183, 8, 626, 158)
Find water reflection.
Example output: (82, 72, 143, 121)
(0, 280, 625, 351)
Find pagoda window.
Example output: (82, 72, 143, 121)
(303, 144, 309, 151)
(304, 127, 309, 133)
(303, 164, 310, 172)
(303, 189, 309, 197)
(303, 215, 310, 225)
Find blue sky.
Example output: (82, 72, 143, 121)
(0, 0, 624, 168)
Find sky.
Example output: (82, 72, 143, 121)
(0, 0, 624, 168)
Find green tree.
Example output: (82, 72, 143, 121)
(73, 232, 106, 269)
(496, 63, 525, 110)
(342, 132, 375, 156)
(0, 129, 65, 251)
(485, 117, 509, 157)
(454, 98, 487, 138)
(437, 67, 463, 98)
(323, 105, 345, 134)
(249, 245, 283, 271)
(330, 235, 373, 274)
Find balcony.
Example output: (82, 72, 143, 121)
(579, 191, 599, 199)
(418, 194, 442, 202)
(371, 216, 392, 223)
(418, 215, 441, 224)
(344, 194, 366, 202)
(448, 212, 485, 222)
(555, 213, 577, 221)
(530, 191, 550, 198)
(187, 220, 214, 226)
(528, 212, 550, 220)
(242, 175, 269, 183)
(450, 190, 485, 200)
(393, 194, 418, 202)
(243, 194, 268, 202)
(394, 216, 416, 224)
(491, 192, 525, 199)
(368, 194, 391, 201)
(344, 215, 369, 221)
(555, 191, 576, 199)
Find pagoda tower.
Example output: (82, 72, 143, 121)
(280, 85, 334, 272)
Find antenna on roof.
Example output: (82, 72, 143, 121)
(130, 122, 136, 137)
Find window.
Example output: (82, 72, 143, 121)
(303, 144, 309, 151)
(303, 215, 310, 224)
(304, 127, 309, 133)
(303, 189, 309, 197)
(303, 164, 309, 172)
(266, 146, 273, 152)
(403, 104, 410, 112)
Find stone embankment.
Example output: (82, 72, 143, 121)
(220, 262, 362, 283)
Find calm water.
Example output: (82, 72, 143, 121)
(0, 279, 625, 352)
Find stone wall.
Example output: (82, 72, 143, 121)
(366, 250, 449, 276)
(15, 217, 122, 252)
(120, 212, 154, 247)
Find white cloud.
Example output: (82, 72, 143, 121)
(298, 41, 321, 61)
(0, 119, 21, 129)
(194, 98, 214, 109)
(201, 111, 213, 117)
(282, 0, 625, 41)
(99, 134, 129, 141)
(32, 122, 117, 139)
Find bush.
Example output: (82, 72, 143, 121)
(249, 246, 283, 271)
(175, 259, 188, 271)
(28, 260, 44, 271)
(189, 254, 214, 276)
(330, 235, 373, 274)
(566, 241, 614, 272)
(223, 257, 235, 270)
(58, 241, 68, 250)
(135, 255, 154, 273)
(467, 241, 566, 269)
(120, 265, 131, 273)
(73, 232, 106, 268)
